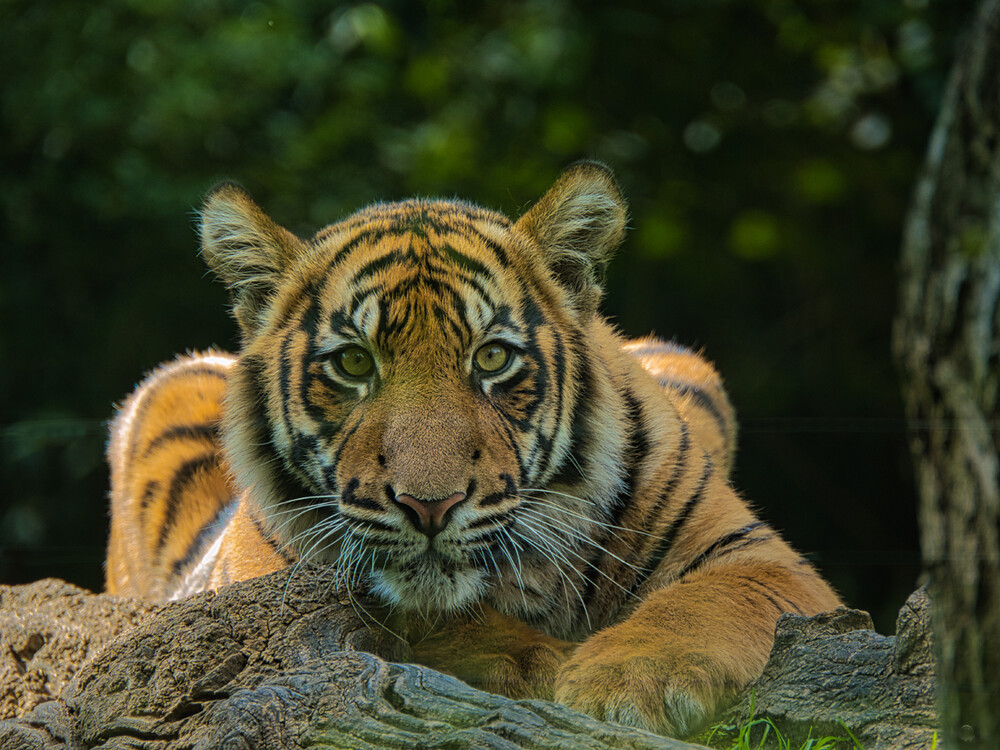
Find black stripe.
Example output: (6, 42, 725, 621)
(278, 332, 297, 446)
(143, 423, 218, 457)
(140, 480, 161, 510)
(352, 249, 403, 282)
(249, 511, 298, 564)
(240, 355, 312, 503)
(481, 395, 529, 484)
(631, 455, 715, 593)
(673, 522, 772, 581)
(433, 303, 471, 349)
(532, 321, 564, 481)
(125, 362, 228, 465)
(579, 386, 653, 610)
(170, 500, 238, 578)
(646, 421, 692, 521)
(441, 243, 490, 278)
(341, 478, 383, 513)
(663, 381, 730, 439)
(547, 357, 593, 487)
(609, 389, 650, 527)
(155, 453, 218, 553)
(320, 227, 379, 277)
(480, 473, 516, 507)
(740, 574, 803, 615)
(463, 223, 512, 267)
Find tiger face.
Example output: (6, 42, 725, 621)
(203, 164, 628, 614)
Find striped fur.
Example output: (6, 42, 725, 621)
(106, 162, 839, 737)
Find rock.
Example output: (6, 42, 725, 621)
(0, 578, 157, 721)
(0, 573, 938, 749)
(0, 569, 703, 750)
(720, 588, 937, 749)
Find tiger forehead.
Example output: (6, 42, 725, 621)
(305, 200, 526, 334)
(311, 198, 514, 262)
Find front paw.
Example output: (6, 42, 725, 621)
(554, 632, 724, 738)
(408, 606, 577, 700)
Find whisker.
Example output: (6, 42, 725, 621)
(512, 515, 591, 628)
(515, 510, 643, 602)
(516, 505, 650, 575)
(520, 489, 661, 540)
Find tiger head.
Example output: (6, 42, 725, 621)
(200, 163, 629, 613)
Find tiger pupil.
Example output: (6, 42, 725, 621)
(338, 347, 373, 377)
(476, 343, 509, 373)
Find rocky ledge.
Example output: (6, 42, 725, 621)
(0, 571, 936, 749)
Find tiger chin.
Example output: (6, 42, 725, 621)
(105, 161, 841, 738)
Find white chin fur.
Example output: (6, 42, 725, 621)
(369, 563, 487, 613)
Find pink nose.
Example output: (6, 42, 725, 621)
(394, 491, 466, 534)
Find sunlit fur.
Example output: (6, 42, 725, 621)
(106, 162, 840, 737)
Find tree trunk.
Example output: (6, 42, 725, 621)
(893, 1, 1000, 747)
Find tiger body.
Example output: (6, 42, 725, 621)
(106, 163, 839, 737)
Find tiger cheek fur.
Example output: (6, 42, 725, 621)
(106, 161, 841, 739)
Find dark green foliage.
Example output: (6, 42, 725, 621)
(0, 0, 968, 623)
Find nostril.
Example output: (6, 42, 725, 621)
(394, 491, 466, 534)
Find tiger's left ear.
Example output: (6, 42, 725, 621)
(515, 161, 628, 314)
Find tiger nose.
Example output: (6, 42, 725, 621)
(394, 491, 466, 534)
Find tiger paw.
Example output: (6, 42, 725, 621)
(553, 633, 727, 738)
(408, 606, 578, 700)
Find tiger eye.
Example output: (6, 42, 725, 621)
(336, 346, 374, 378)
(474, 342, 511, 373)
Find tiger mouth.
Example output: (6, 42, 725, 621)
(370, 550, 489, 612)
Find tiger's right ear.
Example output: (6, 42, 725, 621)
(199, 182, 303, 336)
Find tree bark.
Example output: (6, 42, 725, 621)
(893, 1, 1000, 746)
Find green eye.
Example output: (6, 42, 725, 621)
(474, 342, 512, 374)
(335, 346, 374, 378)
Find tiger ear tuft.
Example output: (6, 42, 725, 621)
(199, 182, 302, 335)
(515, 161, 628, 313)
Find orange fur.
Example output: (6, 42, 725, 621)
(106, 162, 840, 737)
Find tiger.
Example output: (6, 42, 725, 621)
(105, 161, 840, 738)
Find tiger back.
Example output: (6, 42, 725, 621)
(106, 162, 839, 738)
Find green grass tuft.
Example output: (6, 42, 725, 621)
(695, 713, 866, 750)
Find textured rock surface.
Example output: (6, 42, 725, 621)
(723, 588, 937, 749)
(0, 573, 937, 749)
(0, 578, 157, 720)
(0, 569, 701, 750)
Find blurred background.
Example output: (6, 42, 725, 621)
(0, 0, 970, 631)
